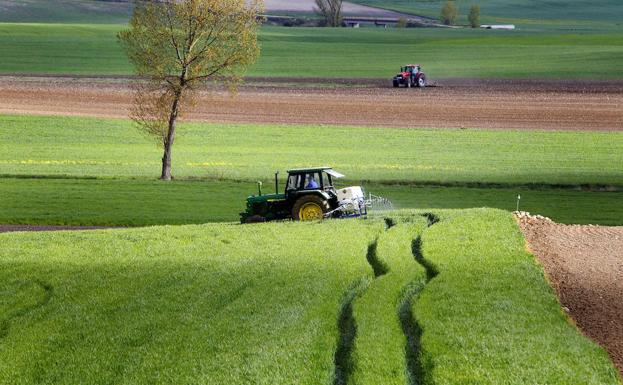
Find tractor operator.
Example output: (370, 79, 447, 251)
(305, 176, 319, 189)
(410, 66, 418, 83)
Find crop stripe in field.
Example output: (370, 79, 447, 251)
(0, 279, 53, 340)
(399, 214, 440, 385)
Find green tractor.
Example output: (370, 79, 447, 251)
(240, 167, 368, 223)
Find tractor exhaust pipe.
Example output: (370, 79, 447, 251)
(275, 171, 279, 194)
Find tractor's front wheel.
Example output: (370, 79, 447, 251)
(292, 195, 329, 221)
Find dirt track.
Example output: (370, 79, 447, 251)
(517, 214, 623, 376)
(1, 77, 622, 130)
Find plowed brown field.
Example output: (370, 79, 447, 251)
(1, 77, 622, 130)
(518, 214, 623, 376)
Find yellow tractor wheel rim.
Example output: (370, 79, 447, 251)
(300, 202, 323, 221)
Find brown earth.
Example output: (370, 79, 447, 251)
(0, 76, 622, 130)
(517, 213, 623, 376)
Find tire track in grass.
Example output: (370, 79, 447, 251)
(334, 229, 390, 385)
(333, 277, 371, 385)
(335, 215, 438, 385)
(399, 213, 440, 385)
(0, 279, 53, 340)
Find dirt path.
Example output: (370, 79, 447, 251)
(1, 77, 621, 130)
(517, 213, 623, 375)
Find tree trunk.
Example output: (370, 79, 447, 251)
(160, 94, 181, 181)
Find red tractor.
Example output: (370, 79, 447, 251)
(392, 64, 427, 88)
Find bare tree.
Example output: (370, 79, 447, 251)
(468, 4, 481, 28)
(315, 0, 343, 27)
(440, 1, 458, 26)
(118, 0, 262, 181)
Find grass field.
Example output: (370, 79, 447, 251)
(1, 114, 621, 226)
(0, 210, 619, 384)
(3, 115, 621, 185)
(0, 23, 622, 79)
(2, 178, 622, 226)
(0, 220, 383, 385)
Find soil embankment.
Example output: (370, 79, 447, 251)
(517, 213, 623, 376)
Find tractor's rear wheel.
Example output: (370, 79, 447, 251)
(292, 195, 329, 221)
(417, 75, 427, 88)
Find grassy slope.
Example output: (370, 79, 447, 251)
(0, 220, 382, 385)
(0, 24, 622, 79)
(1, 114, 622, 226)
(0, 211, 619, 384)
(416, 208, 620, 384)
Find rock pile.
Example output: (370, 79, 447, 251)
(513, 211, 553, 225)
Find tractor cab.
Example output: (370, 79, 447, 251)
(285, 167, 342, 196)
(401, 64, 420, 75)
(240, 167, 367, 223)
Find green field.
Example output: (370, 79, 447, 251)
(1, 114, 622, 226)
(3, 115, 621, 185)
(0, 219, 383, 384)
(0, 23, 622, 79)
(0, 210, 619, 384)
(2, 178, 622, 226)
